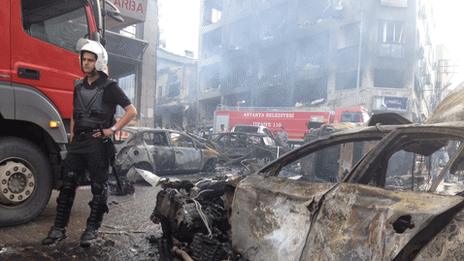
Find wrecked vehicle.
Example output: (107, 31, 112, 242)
(153, 113, 464, 260)
(151, 177, 239, 261)
(231, 121, 464, 260)
(114, 127, 219, 175)
(210, 132, 286, 167)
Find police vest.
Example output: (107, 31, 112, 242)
(73, 79, 115, 130)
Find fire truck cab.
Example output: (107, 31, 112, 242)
(0, 0, 113, 226)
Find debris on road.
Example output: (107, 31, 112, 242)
(151, 175, 242, 261)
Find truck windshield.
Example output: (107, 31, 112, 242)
(340, 112, 363, 123)
(21, 0, 89, 52)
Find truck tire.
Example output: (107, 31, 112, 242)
(0, 137, 52, 227)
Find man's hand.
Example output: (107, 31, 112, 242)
(92, 129, 113, 138)
(69, 133, 74, 143)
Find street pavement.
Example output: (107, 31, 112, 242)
(0, 184, 163, 260)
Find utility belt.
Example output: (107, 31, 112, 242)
(74, 129, 101, 141)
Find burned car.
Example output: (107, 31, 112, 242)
(210, 132, 286, 166)
(114, 127, 218, 175)
(153, 114, 464, 260)
(231, 121, 464, 261)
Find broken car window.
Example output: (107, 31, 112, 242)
(277, 141, 377, 182)
(170, 132, 195, 148)
(361, 133, 464, 195)
(114, 130, 133, 144)
(143, 132, 168, 146)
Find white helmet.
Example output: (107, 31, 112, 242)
(79, 40, 108, 72)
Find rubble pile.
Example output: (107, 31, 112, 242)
(150, 177, 243, 261)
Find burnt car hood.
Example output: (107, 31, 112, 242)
(231, 174, 464, 261)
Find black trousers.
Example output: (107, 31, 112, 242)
(53, 136, 111, 229)
(65, 136, 109, 183)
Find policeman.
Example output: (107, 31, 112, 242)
(42, 40, 137, 247)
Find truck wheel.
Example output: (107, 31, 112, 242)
(0, 137, 52, 227)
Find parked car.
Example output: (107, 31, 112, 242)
(114, 127, 219, 175)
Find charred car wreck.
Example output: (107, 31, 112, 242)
(210, 132, 286, 168)
(151, 177, 240, 261)
(114, 128, 219, 176)
(152, 90, 464, 260)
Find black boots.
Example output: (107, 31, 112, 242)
(80, 227, 99, 248)
(42, 181, 76, 246)
(80, 193, 108, 247)
(42, 227, 67, 245)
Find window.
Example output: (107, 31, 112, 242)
(22, 0, 89, 52)
(378, 21, 404, 44)
(338, 23, 360, 49)
(144, 132, 168, 146)
(277, 141, 379, 181)
(216, 133, 249, 148)
(114, 130, 133, 144)
(211, 8, 222, 24)
(382, 140, 464, 195)
(340, 112, 363, 122)
(120, 25, 136, 39)
(170, 133, 195, 148)
(374, 69, 404, 88)
(336, 70, 359, 90)
(380, 0, 408, 8)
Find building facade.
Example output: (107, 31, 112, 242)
(107, 0, 158, 127)
(155, 49, 198, 129)
(198, 0, 436, 125)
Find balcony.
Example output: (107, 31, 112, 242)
(378, 43, 404, 58)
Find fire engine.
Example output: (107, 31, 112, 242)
(0, 0, 122, 226)
(214, 106, 370, 143)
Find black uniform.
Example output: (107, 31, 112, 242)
(49, 71, 131, 243)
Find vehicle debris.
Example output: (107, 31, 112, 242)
(150, 175, 242, 261)
(210, 132, 285, 168)
(114, 127, 219, 177)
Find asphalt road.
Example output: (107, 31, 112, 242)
(0, 184, 163, 260)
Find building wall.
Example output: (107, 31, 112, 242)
(138, 0, 158, 127)
(198, 0, 435, 123)
(155, 49, 198, 129)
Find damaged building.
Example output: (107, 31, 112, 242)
(155, 49, 198, 129)
(106, 0, 158, 127)
(198, 0, 437, 126)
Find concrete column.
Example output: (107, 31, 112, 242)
(139, 0, 158, 127)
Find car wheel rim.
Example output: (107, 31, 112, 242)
(0, 159, 35, 205)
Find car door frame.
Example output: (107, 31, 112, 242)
(169, 131, 202, 172)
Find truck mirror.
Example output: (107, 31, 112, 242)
(104, 0, 125, 23)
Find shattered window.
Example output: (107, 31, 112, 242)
(277, 141, 377, 182)
(114, 130, 133, 144)
(170, 133, 195, 148)
(384, 140, 464, 195)
(143, 132, 168, 146)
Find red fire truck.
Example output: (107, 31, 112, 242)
(0, 0, 121, 226)
(214, 106, 369, 142)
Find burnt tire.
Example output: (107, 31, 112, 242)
(0, 137, 52, 227)
(203, 159, 217, 173)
